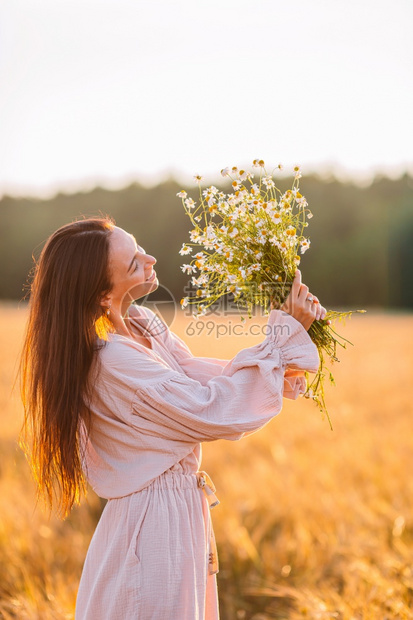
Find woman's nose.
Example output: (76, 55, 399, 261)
(146, 254, 156, 266)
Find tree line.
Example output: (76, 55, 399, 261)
(0, 173, 412, 309)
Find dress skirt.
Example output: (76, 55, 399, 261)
(75, 462, 219, 620)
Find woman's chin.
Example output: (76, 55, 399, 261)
(128, 279, 159, 301)
(146, 278, 159, 295)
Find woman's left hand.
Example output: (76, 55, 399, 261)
(270, 291, 331, 326)
(309, 294, 329, 322)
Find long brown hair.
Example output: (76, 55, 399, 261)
(20, 217, 115, 518)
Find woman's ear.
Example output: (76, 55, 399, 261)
(100, 293, 112, 310)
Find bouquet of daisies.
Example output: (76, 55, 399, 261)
(177, 160, 365, 428)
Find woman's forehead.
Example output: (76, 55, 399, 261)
(109, 227, 137, 262)
(112, 227, 135, 245)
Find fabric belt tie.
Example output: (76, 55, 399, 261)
(196, 471, 219, 575)
(196, 471, 220, 508)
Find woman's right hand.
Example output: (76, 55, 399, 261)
(280, 270, 329, 331)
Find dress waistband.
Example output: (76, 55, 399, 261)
(145, 469, 220, 509)
(148, 469, 199, 491)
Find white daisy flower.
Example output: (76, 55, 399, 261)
(257, 233, 267, 244)
(262, 176, 275, 189)
(217, 202, 228, 214)
(203, 186, 218, 196)
(179, 244, 192, 256)
(177, 190, 187, 198)
(221, 167, 230, 177)
(184, 198, 195, 209)
(194, 305, 207, 318)
(280, 201, 292, 213)
(191, 275, 203, 286)
(293, 165, 302, 180)
(181, 264, 196, 275)
(228, 227, 239, 238)
(205, 225, 216, 240)
(189, 229, 202, 243)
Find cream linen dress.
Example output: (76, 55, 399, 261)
(75, 305, 319, 620)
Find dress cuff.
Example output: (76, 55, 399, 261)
(266, 310, 320, 373)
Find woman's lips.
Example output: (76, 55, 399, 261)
(145, 271, 157, 282)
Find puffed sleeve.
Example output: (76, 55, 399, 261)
(111, 309, 319, 443)
(167, 326, 308, 399)
(165, 329, 229, 383)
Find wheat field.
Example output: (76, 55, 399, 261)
(1, 303, 413, 620)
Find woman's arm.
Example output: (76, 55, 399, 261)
(164, 320, 308, 400)
(99, 309, 319, 444)
(130, 305, 309, 398)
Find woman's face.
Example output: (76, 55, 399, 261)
(107, 226, 158, 308)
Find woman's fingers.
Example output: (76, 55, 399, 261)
(314, 302, 330, 324)
(310, 296, 321, 320)
(306, 292, 330, 324)
(281, 270, 299, 312)
(315, 304, 323, 321)
(290, 270, 310, 311)
(291, 269, 302, 295)
(281, 272, 331, 329)
(299, 284, 309, 301)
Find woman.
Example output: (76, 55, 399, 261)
(20, 217, 327, 619)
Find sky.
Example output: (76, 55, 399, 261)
(0, 0, 412, 198)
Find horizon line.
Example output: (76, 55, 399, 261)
(1, 163, 412, 202)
